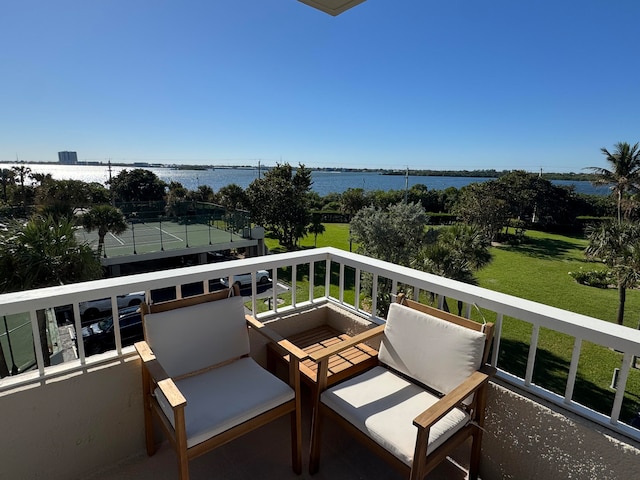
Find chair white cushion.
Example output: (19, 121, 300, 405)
(379, 302, 485, 396)
(155, 357, 294, 448)
(144, 296, 249, 378)
(321, 366, 469, 466)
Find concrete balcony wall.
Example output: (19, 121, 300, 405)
(2, 249, 640, 479)
(0, 354, 145, 480)
(483, 382, 640, 479)
(2, 342, 639, 479)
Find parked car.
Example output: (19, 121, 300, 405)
(220, 270, 271, 287)
(80, 306, 143, 356)
(79, 292, 145, 320)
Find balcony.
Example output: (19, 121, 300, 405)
(1, 247, 639, 479)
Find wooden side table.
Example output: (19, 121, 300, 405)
(266, 324, 379, 392)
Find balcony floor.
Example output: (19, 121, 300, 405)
(84, 399, 474, 480)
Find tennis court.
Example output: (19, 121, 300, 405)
(76, 219, 246, 257)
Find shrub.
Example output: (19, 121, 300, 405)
(568, 268, 613, 289)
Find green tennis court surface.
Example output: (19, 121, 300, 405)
(76, 219, 245, 257)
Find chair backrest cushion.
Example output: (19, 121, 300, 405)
(379, 302, 485, 396)
(143, 295, 249, 378)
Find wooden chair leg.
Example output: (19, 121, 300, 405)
(141, 368, 156, 456)
(175, 407, 190, 480)
(469, 385, 489, 480)
(309, 359, 329, 475)
(410, 427, 429, 480)
(289, 357, 302, 474)
(308, 403, 323, 475)
(469, 429, 482, 480)
(291, 409, 302, 474)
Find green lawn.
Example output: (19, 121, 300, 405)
(264, 223, 352, 252)
(476, 230, 640, 421)
(263, 224, 640, 423)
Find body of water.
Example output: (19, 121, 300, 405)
(1, 163, 605, 197)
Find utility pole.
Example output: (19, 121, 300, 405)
(108, 159, 115, 206)
(404, 167, 409, 203)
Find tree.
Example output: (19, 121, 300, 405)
(109, 168, 167, 203)
(412, 224, 492, 314)
(340, 188, 368, 216)
(350, 202, 428, 314)
(189, 184, 216, 203)
(11, 164, 32, 208)
(308, 213, 326, 247)
(0, 215, 103, 370)
(246, 163, 313, 250)
(35, 179, 110, 220)
(217, 184, 247, 211)
(585, 220, 640, 325)
(350, 202, 428, 267)
(454, 182, 510, 241)
(165, 181, 189, 218)
(81, 205, 128, 257)
(587, 142, 640, 223)
(0, 168, 14, 203)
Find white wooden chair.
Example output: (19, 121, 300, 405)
(135, 286, 304, 479)
(309, 294, 495, 480)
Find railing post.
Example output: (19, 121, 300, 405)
(491, 313, 503, 367)
(564, 337, 582, 404)
(525, 325, 540, 386)
(339, 263, 345, 304)
(29, 310, 45, 376)
(309, 261, 315, 303)
(354, 267, 361, 311)
(272, 270, 278, 313)
(325, 258, 331, 299)
(610, 352, 633, 424)
(111, 296, 122, 354)
(371, 273, 378, 318)
(291, 264, 297, 307)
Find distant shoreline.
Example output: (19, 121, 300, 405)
(381, 169, 596, 182)
(1, 161, 596, 182)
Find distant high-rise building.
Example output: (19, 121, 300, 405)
(58, 151, 78, 164)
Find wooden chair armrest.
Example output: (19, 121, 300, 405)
(413, 366, 495, 430)
(135, 340, 155, 362)
(135, 340, 171, 384)
(245, 314, 308, 361)
(309, 324, 386, 363)
(157, 378, 187, 409)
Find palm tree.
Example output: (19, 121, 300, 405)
(11, 164, 32, 207)
(308, 214, 326, 247)
(0, 168, 14, 203)
(81, 205, 128, 258)
(587, 142, 640, 223)
(412, 224, 492, 314)
(585, 220, 640, 325)
(0, 215, 102, 370)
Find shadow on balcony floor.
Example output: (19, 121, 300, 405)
(85, 403, 474, 480)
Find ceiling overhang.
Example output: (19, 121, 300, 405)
(298, 0, 367, 16)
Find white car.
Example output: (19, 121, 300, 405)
(79, 292, 146, 320)
(220, 270, 271, 287)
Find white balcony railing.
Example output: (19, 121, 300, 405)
(1, 247, 640, 443)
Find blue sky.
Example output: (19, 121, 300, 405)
(1, 0, 638, 172)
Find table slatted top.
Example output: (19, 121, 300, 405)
(270, 324, 378, 385)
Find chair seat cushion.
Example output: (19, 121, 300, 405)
(321, 366, 469, 466)
(155, 357, 294, 448)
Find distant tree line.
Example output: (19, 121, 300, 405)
(382, 168, 598, 181)
(0, 163, 618, 256)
